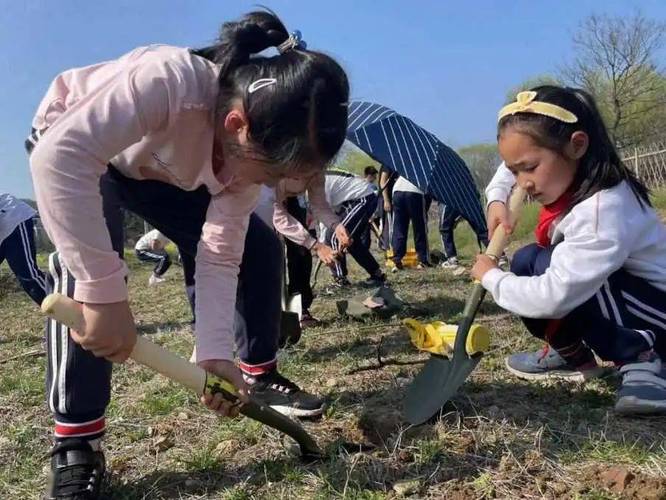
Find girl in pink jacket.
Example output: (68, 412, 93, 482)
(29, 11, 349, 499)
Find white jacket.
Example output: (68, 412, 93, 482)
(482, 163, 666, 318)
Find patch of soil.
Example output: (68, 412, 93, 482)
(579, 465, 666, 500)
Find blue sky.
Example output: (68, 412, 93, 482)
(1, 0, 664, 198)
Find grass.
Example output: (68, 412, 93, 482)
(0, 189, 665, 498)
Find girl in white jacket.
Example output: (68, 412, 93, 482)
(473, 86, 666, 416)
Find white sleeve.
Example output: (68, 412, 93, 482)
(484, 162, 515, 207)
(481, 200, 638, 318)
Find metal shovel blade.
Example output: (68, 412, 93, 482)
(287, 292, 303, 318)
(403, 352, 482, 425)
(403, 284, 486, 425)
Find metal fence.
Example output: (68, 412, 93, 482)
(620, 139, 666, 189)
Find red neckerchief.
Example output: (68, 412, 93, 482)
(535, 191, 573, 247)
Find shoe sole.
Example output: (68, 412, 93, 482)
(270, 404, 325, 418)
(615, 396, 666, 416)
(505, 358, 606, 382)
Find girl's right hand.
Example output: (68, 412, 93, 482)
(314, 242, 338, 266)
(70, 301, 137, 363)
(197, 359, 250, 418)
(487, 201, 515, 238)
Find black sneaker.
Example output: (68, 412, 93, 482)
(248, 369, 326, 418)
(360, 272, 386, 287)
(45, 438, 105, 499)
(331, 276, 352, 288)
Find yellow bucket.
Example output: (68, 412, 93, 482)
(386, 248, 419, 268)
(403, 318, 490, 356)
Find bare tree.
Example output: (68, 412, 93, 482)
(562, 13, 666, 147)
(458, 143, 501, 190)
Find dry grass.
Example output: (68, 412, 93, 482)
(1, 189, 665, 499)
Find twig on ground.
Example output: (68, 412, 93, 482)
(345, 336, 427, 374)
(0, 349, 44, 364)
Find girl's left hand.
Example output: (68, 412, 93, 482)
(471, 254, 500, 282)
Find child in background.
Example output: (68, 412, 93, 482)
(0, 192, 48, 305)
(134, 228, 171, 285)
(474, 86, 666, 415)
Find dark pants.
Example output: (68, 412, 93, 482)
(285, 197, 314, 311)
(180, 250, 196, 319)
(438, 203, 489, 259)
(46, 166, 282, 428)
(359, 195, 384, 251)
(511, 243, 666, 362)
(326, 194, 381, 279)
(135, 248, 171, 276)
(391, 191, 429, 264)
(0, 218, 48, 305)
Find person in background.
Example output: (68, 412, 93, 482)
(0, 192, 48, 305)
(359, 165, 380, 250)
(134, 228, 172, 285)
(323, 169, 386, 287)
(378, 165, 397, 251)
(254, 182, 344, 328)
(437, 202, 489, 270)
(391, 175, 430, 270)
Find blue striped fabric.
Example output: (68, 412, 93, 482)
(347, 101, 487, 233)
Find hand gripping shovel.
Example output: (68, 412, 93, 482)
(403, 186, 526, 425)
(41, 294, 322, 458)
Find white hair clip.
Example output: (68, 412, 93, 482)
(248, 78, 277, 94)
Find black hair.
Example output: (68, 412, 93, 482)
(193, 10, 349, 172)
(364, 166, 378, 176)
(497, 85, 650, 209)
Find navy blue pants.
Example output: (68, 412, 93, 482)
(326, 194, 381, 279)
(438, 203, 489, 259)
(0, 218, 48, 305)
(511, 243, 666, 362)
(391, 191, 429, 264)
(135, 248, 171, 276)
(46, 166, 282, 430)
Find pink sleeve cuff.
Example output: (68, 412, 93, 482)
(72, 264, 129, 304)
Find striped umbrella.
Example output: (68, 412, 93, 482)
(347, 101, 487, 233)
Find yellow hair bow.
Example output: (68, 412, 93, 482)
(498, 91, 578, 124)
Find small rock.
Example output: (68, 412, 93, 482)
(147, 426, 155, 437)
(325, 378, 338, 388)
(214, 440, 238, 456)
(392, 479, 420, 497)
(601, 466, 634, 493)
(177, 412, 189, 420)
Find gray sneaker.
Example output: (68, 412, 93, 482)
(505, 346, 605, 382)
(615, 355, 666, 416)
(440, 257, 459, 269)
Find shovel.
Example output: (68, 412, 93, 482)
(279, 242, 303, 347)
(403, 186, 526, 425)
(41, 294, 322, 458)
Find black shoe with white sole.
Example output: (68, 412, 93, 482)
(248, 369, 325, 418)
(45, 438, 105, 499)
